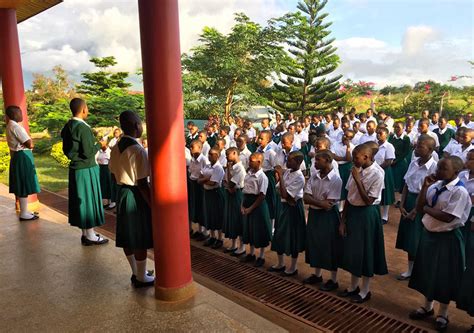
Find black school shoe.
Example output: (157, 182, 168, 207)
(254, 258, 265, 267)
(267, 265, 286, 272)
(350, 292, 371, 303)
(191, 231, 202, 239)
(409, 307, 434, 320)
(283, 270, 298, 277)
(133, 279, 154, 288)
(230, 250, 246, 257)
(203, 237, 217, 247)
(19, 215, 39, 221)
(434, 316, 449, 332)
(131, 270, 155, 284)
(303, 274, 323, 285)
(196, 233, 210, 242)
(320, 280, 339, 292)
(240, 254, 256, 263)
(81, 235, 109, 246)
(337, 287, 360, 298)
(211, 239, 224, 249)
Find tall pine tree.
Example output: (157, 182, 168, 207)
(272, 0, 342, 117)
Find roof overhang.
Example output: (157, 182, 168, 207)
(0, 0, 62, 23)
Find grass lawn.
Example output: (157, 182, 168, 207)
(0, 154, 68, 193)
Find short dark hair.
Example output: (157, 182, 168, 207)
(5, 105, 21, 120)
(70, 98, 86, 116)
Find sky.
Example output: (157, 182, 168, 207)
(17, 0, 473, 90)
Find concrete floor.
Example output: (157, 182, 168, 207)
(0, 184, 286, 333)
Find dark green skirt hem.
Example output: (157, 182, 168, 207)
(223, 189, 243, 239)
(242, 194, 272, 248)
(271, 200, 306, 257)
(9, 150, 40, 197)
(395, 192, 423, 258)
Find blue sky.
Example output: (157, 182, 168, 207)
(17, 0, 473, 89)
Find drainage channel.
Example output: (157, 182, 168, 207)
(39, 190, 429, 333)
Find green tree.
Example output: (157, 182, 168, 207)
(271, 0, 342, 117)
(29, 65, 75, 105)
(77, 56, 131, 96)
(182, 13, 285, 122)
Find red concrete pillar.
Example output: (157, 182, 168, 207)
(137, 0, 195, 301)
(0, 8, 38, 209)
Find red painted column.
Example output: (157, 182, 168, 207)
(137, 0, 195, 301)
(0, 8, 39, 208)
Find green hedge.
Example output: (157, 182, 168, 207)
(0, 142, 10, 174)
(50, 142, 70, 168)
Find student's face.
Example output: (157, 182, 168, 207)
(114, 130, 121, 138)
(436, 159, 457, 181)
(352, 151, 368, 168)
(226, 151, 238, 163)
(219, 130, 226, 137)
(431, 114, 439, 123)
(367, 110, 373, 117)
(262, 119, 269, 128)
(353, 122, 360, 131)
(458, 131, 470, 145)
(10, 110, 22, 122)
(208, 151, 219, 164)
(257, 134, 269, 147)
(217, 141, 225, 150)
(286, 155, 299, 170)
(234, 130, 242, 140)
(422, 111, 429, 119)
(198, 133, 207, 143)
(466, 152, 474, 171)
(314, 156, 330, 170)
(376, 130, 387, 142)
(342, 122, 350, 131)
(360, 115, 367, 122)
(288, 113, 294, 120)
(366, 123, 375, 134)
(83, 105, 89, 119)
(304, 118, 311, 127)
(190, 144, 202, 157)
(394, 123, 403, 136)
(296, 123, 303, 132)
(406, 123, 413, 132)
(438, 119, 447, 129)
(248, 156, 261, 171)
(136, 122, 144, 138)
(312, 116, 318, 123)
(467, 114, 473, 122)
(236, 138, 246, 150)
(325, 115, 331, 122)
(142, 140, 148, 148)
(281, 138, 293, 151)
(276, 115, 281, 121)
(315, 142, 327, 151)
(333, 119, 340, 129)
(418, 123, 428, 134)
(414, 141, 432, 159)
(187, 124, 193, 130)
(288, 126, 296, 134)
(343, 131, 354, 141)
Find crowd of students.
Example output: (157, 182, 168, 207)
(185, 108, 474, 332)
(5, 98, 474, 332)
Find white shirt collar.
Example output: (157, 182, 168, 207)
(72, 117, 90, 127)
(416, 156, 436, 170)
(249, 168, 264, 177)
(445, 177, 461, 191)
(314, 167, 336, 180)
(393, 132, 406, 140)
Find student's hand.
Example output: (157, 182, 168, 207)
(339, 222, 347, 237)
(320, 200, 333, 211)
(351, 167, 361, 182)
(399, 207, 408, 217)
(423, 174, 437, 188)
(240, 206, 246, 215)
(227, 162, 234, 169)
(274, 165, 283, 176)
(406, 210, 417, 221)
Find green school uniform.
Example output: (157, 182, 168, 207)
(409, 228, 465, 304)
(271, 199, 306, 257)
(203, 187, 225, 231)
(395, 192, 423, 259)
(223, 189, 244, 239)
(381, 166, 396, 205)
(99, 164, 113, 200)
(9, 150, 40, 197)
(389, 134, 411, 192)
(114, 138, 153, 249)
(242, 194, 272, 248)
(433, 127, 455, 155)
(342, 204, 388, 277)
(264, 170, 277, 220)
(338, 163, 352, 200)
(207, 134, 217, 149)
(61, 119, 104, 229)
(457, 230, 474, 316)
(305, 206, 342, 271)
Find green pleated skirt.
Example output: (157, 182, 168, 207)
(68, 166, 105, 229)
(342, 204, 388, 277)
(242, 194, 272, 248)
(409, 228, 465, 304)
(264, 170, 277, 220)
(381, 166, 395, 206)
(223, 189, 243, 239)
(391, 159, 408, 193)
(457, 230, 474, 316)
(115, 185, 153, 249)
(395, 192, 423, 259)
(339, 163, 352, 200)
(305, 206, 342, 271)
(9, 150, 40, 197)
(203, 187, 225, 231)
(99, 164, 113, 199)
(189, 180, 204, 225)
(271, 200, 306, 257)
(461, 208, 474, 255)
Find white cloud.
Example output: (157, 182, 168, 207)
(402, 25, 438, 56)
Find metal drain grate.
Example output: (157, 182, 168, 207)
(39, 190, 429, 333)
(190, 246, 428, 333)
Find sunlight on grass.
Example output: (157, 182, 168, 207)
(0, 154, 68, 193)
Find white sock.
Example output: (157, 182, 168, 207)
(19, 197, 34, 219)
(250, 245, 255, 256)
(136, 259, 154, 283)
(228, 239, 237, 250)
(126, 255, 137, 275)
(86, 228, 97, 241)
(438, 303, 449, 319)
(108, 202, 116, 208)
(381, 205, 389, 220)
(330, 270, 338, 283)
(339, 200, 345, 213)
(424, 298, 434, 312)
(287, 257, 298, 273)
(258, 248, 265, 259)
(350, 274, 360, 292)
(402, 260, 414, 277)
(202, 227, 210, 236)
(218, 230, 223, 241)
(314, 268, 322, 277)
(271, 219, 275, 235)
(359, 276, 370, 298)
(273, 255, 285, 268)
(236, 237, 246, 253)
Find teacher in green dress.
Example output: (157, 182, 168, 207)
(61, 98, 108, 246)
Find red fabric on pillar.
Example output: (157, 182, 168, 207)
(137, 0, 194, 299)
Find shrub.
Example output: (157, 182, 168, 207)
(50, 142, 70, 168)
(0, 142, 10, 174)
